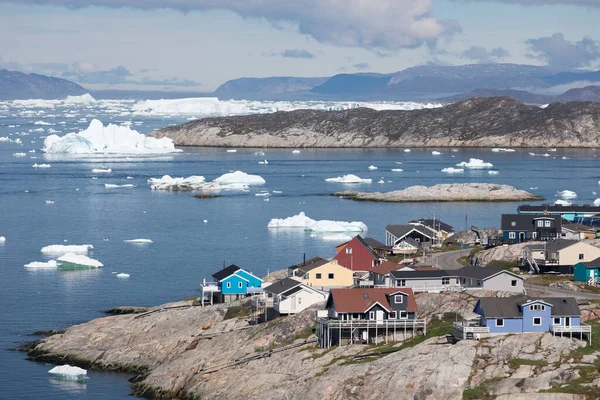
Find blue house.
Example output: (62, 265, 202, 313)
(574, 258, 600, 284)
(453, 295, 591, 344)
(201, 264, 263, 305)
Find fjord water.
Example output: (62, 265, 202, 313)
(1, 103, 600, 399)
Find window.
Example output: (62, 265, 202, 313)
(496, 318, 504, 327)
(226, 282, 231, 288)
(346, 247, 352, 254)
(537, 221, 544, 227)
(352, 313, 359, 320)
(511, 221, 516, 227)
(545, 221, 551, 227)
(531, 304, 545, 311)
(390, 311, 397, 319)
(394, 295, 403, 304)
(511, 280, 518, 287)
(369, 311, 375, 320)
(442, 277, 450, 285)
(532, 232, 537, 238)
(415, 238, 420, 243)
(533, 317, 542, 326)
(298, 297, 302, 304)
(238, 282, 243, 288)
(316, 273, 322, 279)
(509, 232, 516, 239)
(579, 254, 584, 260)
(553, 317, 561, 325)
(328, 273, 334, 279)
(398, 279, 406, 287)
(399, 311, 408, 319)
(305, 273, 309, 280)
(477, 280, 482, 286)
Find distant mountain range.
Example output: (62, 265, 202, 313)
(0, 69, 86, 100)
(437, 86, 600, 104)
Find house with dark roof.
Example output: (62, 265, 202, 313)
(362, 237, 393, 257)
(287, 256, 354, 289)
(262, 277, 327, 315)
(453, 296, 591, 344)
(386, 224, 435, 252)
(333, 235, 386, 272)
(523, 239, 600, 274)
(518, 203, 600, 222)
(200, 264, 263, 305)
(367, 261, 402, 287)
(561, 224, 597, 240)
(317, 288, 426, 347)
(501, 214, 562, 244)
(409, 218, 455, 239)
(573, 258, 600, 285)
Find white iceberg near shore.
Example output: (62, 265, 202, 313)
(32, 163, 51, 168)
(556, 190, 577, 199)
(57, 253, 103, 268)
(92, 168, 111, 173)
(24, 260, 59, 269)
(116, 273, 130, 278)
(367, 165, 378, 170)
(124, 239, 153, 244)
(322, 234, 353, 242)
(431, 151, 442, 155)
(105, 184, 135, 188)
(391, 169, 403, 172)
(491, 148, 515, 152)
(441, 167, 464, 173)
(594, 198, 600, 207)
(325, 174, 372, 184)
(292, 149, 301, 154)
(455, 158, 493, 169)
(43, 119, 180, 154)
(214, 171, 265, 185)
(48, 365, 87, 377)
(65, 93, 95, 104)
(41, 244, 93, 255)
(554, 199, 572, 206)
(267, 212, 367, 232)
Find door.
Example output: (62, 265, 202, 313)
(565, 317, 571, 327)
(519, 232, 525, 242)
(375, 310, 385, 325)
(291, 297, 296, 311)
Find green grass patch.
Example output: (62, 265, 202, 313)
(569, 319, 600, 361)
(462, 380, 494, 400)
(543, 366, 600, 398)
(508, 358, 548, 369)
(223, 301, 253, 320)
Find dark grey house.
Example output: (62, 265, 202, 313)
(501, 214, 562, 244)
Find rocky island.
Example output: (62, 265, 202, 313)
(149, 97, 600, 148)
(335, 183, 543, 202)
(23, 289, 600, 400)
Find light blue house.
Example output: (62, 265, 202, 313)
(200, 264, 263, 305)
(453, 295, 591, 344)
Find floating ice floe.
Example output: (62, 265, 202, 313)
(455, 158, 493, 169)
(292, 150, 301, 154)
(64, 93, 96, 104)
(57, 253, 103, 268)
(32, 163, 51, 168)
(272, 190, 283, 194)
(322, 234, 353, 242)
(0, 236, 5, 244)
(594, 199, 600, 207)
(34, 120, 54, 126)
(258, 160, 268, 165)
(254, 151, 265, 156)
(267, 212, 367, 232)
(368, 165, 378, 170)
(556, 190, 577, 199)
(403, 149, 411, 153)
(226, 149, 237, 153)
(41, 244, 93, 255)
(92, 168, 112, 173)
(255, 192, 270, 197)
(43, 119, 180, 154)
(13, 152, 26, 157)
(488, 170, 499, 175)
(491, 148, 515, 152)
(325, 174, 372, 184)
(127, 176, 134, 179)
(48, 365, 87, 378)
(105, 184, 135, 188)
(562, 157, 569, 160)
(431, 151, 442, 155)
(391, 169, 403, 172)
(148, 175, 209, 191)
(549, 148, 557, 152)
(214, 171, 265, 185)
(124, 239, 153, 244)
(24, 260, 59, 269)
(441, 167, 464, 173)
(45, 200, 55, 204)
(377, 179, 385, 184)
(116, 273, 130, 278)
(554, 199, 572, 206)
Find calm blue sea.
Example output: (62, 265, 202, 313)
(1, 100, 599, 399)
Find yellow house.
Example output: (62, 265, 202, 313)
(288, 256, 354, 289)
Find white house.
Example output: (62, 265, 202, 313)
(264, 277, 327, 315)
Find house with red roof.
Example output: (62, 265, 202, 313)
(333, 235, 387, 272)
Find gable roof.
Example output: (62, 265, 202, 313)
(409, 219, 454, 233)
(501, 214, 562, 232)
(236, 268, 263, 282)
(391, 269, 451, 279)
(263, 277, 302, 295)
(362, 237, 392, 251)
(211, 264, 241, 281)
(563, 224, 595, 233)
(579, 257, 600, 268)
(289, 256, 331, 273)
(330, 288, 417, 313)
(456, 266, 522, 281)
(477, 295, 581, 318)
(386, 225, 433, 241)
(545, 239, 580, 253)
(370, 261, 401, 276)
(390, 266, 522, 281)
(354, 235, 382, 259)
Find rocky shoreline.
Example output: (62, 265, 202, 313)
(21, 290, 600, 399)
(335, 183, 543, 202)
(148, 97, 600, 148)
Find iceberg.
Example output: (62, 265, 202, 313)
(148, 175, 209, 191)
(32, 163, 51, 168)
(432, 151, 442, 155)
(24, 260, 59, 269)
(43, 119, 179, 154)
(13, 152, 26, 157)
(391, 169, 403, 172)
(594, 199, 600, 207)
(41, 244, 93, 255)
(57, 253, 103, 268)
(368, 165, 378, 170)
(116, 273, 130, 278)
(92, 168, 112, 173)
(64, 93, 95, 104)
(267, 212, 367, 232)
(322, 234, 353, 242)
(377, 179, 385, 184)
(105, 184, 135, 188)
(214, 171, 265, 185)
(0, 236, 5, 244)
(491, 148, 515, 152)
(554, 199, 572, 206)
(455, 158, 493, 169)
(48, 365, 87, 377)
(292, 150, 301, 154)
(441, 167, 464, 173)
(124, 239, 153, 244)
(45, 200, 55, 204)
(488, 170, 499, 175)
(325, 174, 372, 184)
(556, 190, 577, 199)
(226, 149, 237, 153)
(258, 160, 268, 165)
(255, 192, 270, 197)
(403, 149, 411, 153)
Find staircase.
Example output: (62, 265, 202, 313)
(588, 276, 598, 286)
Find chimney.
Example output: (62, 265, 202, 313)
(303, 253, 306, 266)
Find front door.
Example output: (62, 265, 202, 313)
(519, 232, 525, 242)
(565, 317, 571, 327)
(375, 310, 385, 324)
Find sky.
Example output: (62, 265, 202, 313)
(0, 0, 599, 91)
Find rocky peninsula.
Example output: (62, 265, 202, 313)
(23, 290, 600, 399)
(335, 183, 542, 202)
(149, 97, 600, 148)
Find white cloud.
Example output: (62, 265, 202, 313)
(451, 0, 599, 6)
(526, 33, 600, 69)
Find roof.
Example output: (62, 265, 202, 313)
(579, 257, 600, 268)
(477, 295, 581, 318)
(263, 277, 302, 295)
(289, 256, 330, 273)
(354, 235, 382, 259)
(386, 224, 433, 241)
(457, 266, 521, 281)
(518, 204, 600, 214)
(409, 218, 454, 233)
(390, 269, 452, 279)
(544, 239, 579, 253)
(390, 266, 521, 281)
(370, 261, 401, 276)
(362, 237, 391, 251)
(563, 224, 595, 233)
(330, 288, 417, 313)
(211, 264, 241, 281)
(501, 214, 562, 231)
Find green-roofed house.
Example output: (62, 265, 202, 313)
(573, 258, 600, 285)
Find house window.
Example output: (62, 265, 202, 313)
(511, 221, 516, 227)
(579, 254, 584, 260)
(545, 221, 552, 227)
(415, 238, 420, 243)
(346, 247, 352, 254)
(531, 304, 545, 311)
(509, 232, 516, 239)
(442, 277, 450, 285)
(532, 232, 537, 239)
(226, 282, 231, 288)
(328, 273, 334, 279)
(511, 280, 518, 287)
(390, 311, 397, 319)
(398, 279, 406, 287)
(394, 295, 403, 303)
(537, 221, 544, 227)
(533, 317, 542, 326)
(496, 319, 504, 327)
(316, 273, 322, 279)
(399, 311, 408, 319)
(238, 282, 243, 288)
(305, 273, 309, 279)
(369, 311, 375, 320)
(477, 280, 482, 286)
(352, 313, 359, 320)
(553, 317, 561, 325)
(298, 297, 302, 304)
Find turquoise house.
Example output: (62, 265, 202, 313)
(574, 258, 600, 283)
(206, 264, 263, 303)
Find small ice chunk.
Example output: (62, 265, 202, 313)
(594, 198, 600, 207)
(292, 150, 301, 154)
(391, 169, 403, 172)
(556, 190, 577, 199)
(492, 148, 515, 152)
(377, 179, 385, 184)
(254, 151, 265, 156)
(226, 149, 237, 153)
(214, 171, 265, 185)
(124, 239, 153, 244)
(549, 148, 557, 152)
(127, 176, 134, 179)
(455, 158, 493, 169)
(48, 365, 87, 377)
(258, 160, 268, 165)
(32, 163, 51, 168)
(203, 219, 208, 223)
(45, 200, 55, 204)
(24, 260, 59, 269)
(13, 152, 26, 157)
(325, 174, 372, 184)
(92, 168, 112, 173)
(105, 184, 135, 188)
(116, 273, 130, 278)
(255, 192, 270, 197)
(562, 157, 569, 160)
(431, 151, 442, 155)
(554, 199, 572, 206)
(272, 190, 283, 194)
(403, 149, 411, 152)
(367, 165, 378, 170)
(41, 244, 93, 255)
(0, 236, 5, 244)
(322, 234, 353, 242)
(488, 170, 499, 175)
(441, 167, 464, 173)
(58, 253, 103, 268)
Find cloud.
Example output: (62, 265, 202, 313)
(461, 46, 510, 62)
(526, 33, 600, 69)
(2, 0, 460, 50)
(279, 49, 315, 59)
(449, 0, 599, 6)
(352, 63, 370, 71)
(63, 65, 132, 84)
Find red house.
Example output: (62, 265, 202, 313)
(334, 235, 384, 272)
